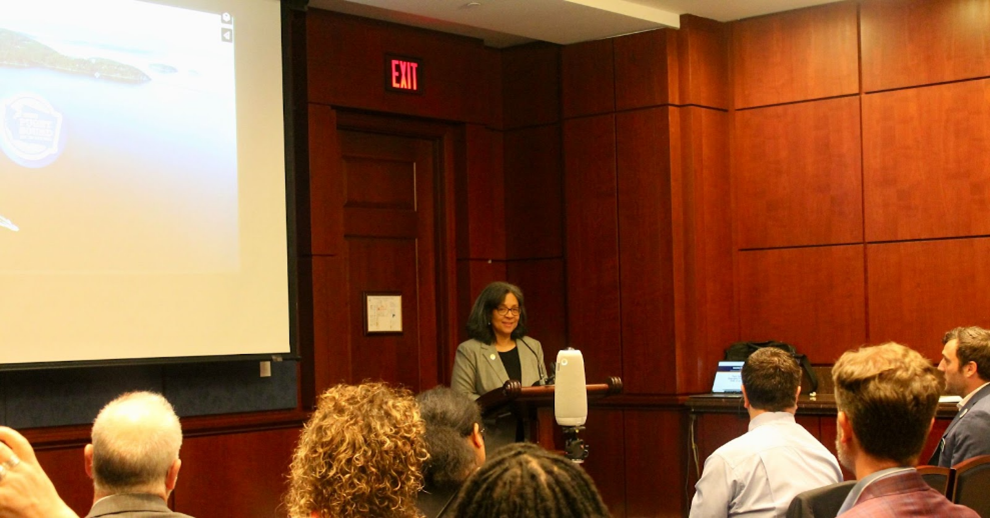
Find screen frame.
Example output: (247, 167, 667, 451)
(0, 0, 302, 371)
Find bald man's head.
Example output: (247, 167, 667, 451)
(89, 392, 182, 496)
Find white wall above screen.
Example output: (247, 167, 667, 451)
(0, 0, 292, 366)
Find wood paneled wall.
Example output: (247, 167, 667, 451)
(173, 427, 301, 515)
(498, 44, 567, 360)
(868, 239, 990, 349)
(563, 114, 622, 382)
(303, 11, 570, 402)
(306, 11, 496, 124)
(29, 418, 305, 518)
(616, 108, 676, 395)
(861, 0, 990, 92)
(737, 246, 867, 363)
(734, 97, 863, 249)
(561, 18, 732, 397)
(732, 0, 990, 369)
(558, 0, 990, 514)
(863, 79, 990, 241)
(732, 2, 859, 109)
(556, 14, 731, 516)
(305, 12, 497, 394)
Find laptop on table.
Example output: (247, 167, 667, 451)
(691, 360, 744, 398)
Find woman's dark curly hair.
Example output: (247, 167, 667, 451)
(465, 281, 528, 344)
(451, 442, 610, 518)
(286, 382, 429, 518)
(417, 386, 483, 490)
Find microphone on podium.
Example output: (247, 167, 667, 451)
(554, 348, 589, 462)
(522, 338, 553, 386)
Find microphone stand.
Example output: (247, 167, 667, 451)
(562, 425, 589, 463)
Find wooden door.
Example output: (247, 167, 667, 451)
(338, 128, 439, 390)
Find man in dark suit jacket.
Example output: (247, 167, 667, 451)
(83, 392, 194, 518)
(831, 343, 977, 517)
(930, 326, 990, 468)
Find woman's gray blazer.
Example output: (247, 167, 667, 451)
(450, 337, 546, 400)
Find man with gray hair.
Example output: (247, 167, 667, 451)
(84, 391, 192, 518)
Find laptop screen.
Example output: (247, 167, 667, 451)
(711, 361, 744, 393)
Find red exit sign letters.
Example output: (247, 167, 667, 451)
(385, 55, 422, 94)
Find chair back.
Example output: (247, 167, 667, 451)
(952, 454, 990, 516)
(785, 481, 856, 518)
(916, 464, 954, 496)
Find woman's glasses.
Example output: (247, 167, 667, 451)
(494, 306, 520, 317)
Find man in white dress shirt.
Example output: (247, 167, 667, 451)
(690, 347, 842, 518)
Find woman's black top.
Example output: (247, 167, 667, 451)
(498, 346, 522, 382)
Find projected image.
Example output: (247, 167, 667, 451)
(0, 0, 239, 272)
(0, 212, 18, 231)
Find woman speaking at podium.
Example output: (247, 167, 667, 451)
(451, 281, 547, 401)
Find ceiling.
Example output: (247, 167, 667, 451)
(309, 0, 845, 48)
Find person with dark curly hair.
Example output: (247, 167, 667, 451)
(451, 281, 548, 401)
(285, 382, 429, 518)
(450, 442, 608, 518)
(415, 387, 486, 518)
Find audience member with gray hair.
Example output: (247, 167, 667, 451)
(84, 391, 192, 518)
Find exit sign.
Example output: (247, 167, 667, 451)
(385, 55, 422, 94)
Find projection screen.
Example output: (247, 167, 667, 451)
(0, 0, 294, 367)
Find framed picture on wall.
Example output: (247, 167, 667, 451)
(364, 292, 403, 334)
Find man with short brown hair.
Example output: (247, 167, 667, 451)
(690, 347, 841, 518)
(833, 342, 977, 517)
(929, 326, 990, 467)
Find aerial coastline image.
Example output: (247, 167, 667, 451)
(0, 0, 240, 273)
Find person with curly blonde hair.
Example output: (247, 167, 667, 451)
(286, 382, 429, 518)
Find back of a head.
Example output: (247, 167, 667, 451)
(945, 326, 990, 381)
(832, 342, 941, 465)
(91, 391, 182, 495)
(742, 347, 802, 411)
(452, 442, 609, 518)
(417, 386, 482, 490)
(287, 382, 428, 518)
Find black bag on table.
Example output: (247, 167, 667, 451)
(724, 340, 819, 394)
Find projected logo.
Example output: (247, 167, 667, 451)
(0, 93, 65, 168)
(0, 213, 17, 232)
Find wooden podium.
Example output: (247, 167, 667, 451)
(475, 377, 623, 451)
